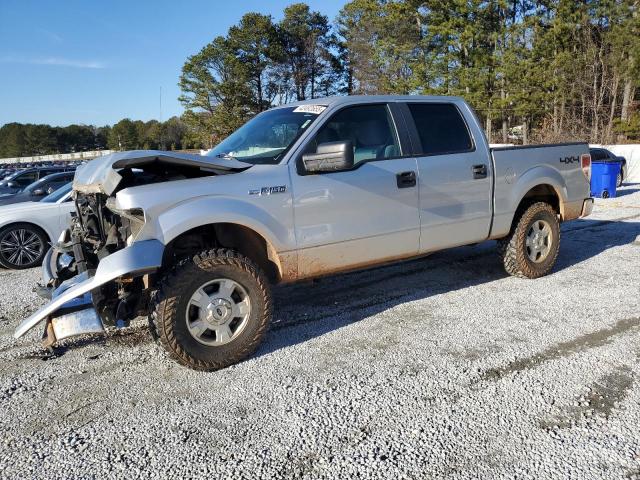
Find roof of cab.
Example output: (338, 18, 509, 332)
(277, 94, 466, 108)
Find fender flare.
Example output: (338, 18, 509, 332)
(491, 165, 568, 238)
(152, 197, 292, 253)
(509, 166, 567, 214)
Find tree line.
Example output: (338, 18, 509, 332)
(180, 0, 640, 146)
(3, 0, 638, 158)
(0, 117, 193, 158)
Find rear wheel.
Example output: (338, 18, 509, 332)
(150, 249, 272, 371)
(616, 172, 623, 188)
(0, 223, 48, 269)
(498, 202, 560, 279)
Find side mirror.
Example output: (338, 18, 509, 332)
(32, 188, 46, 196)
(302, 140, 354, 174)
(6, 181, 16, 188)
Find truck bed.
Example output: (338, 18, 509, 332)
(489, 142, 591, 238)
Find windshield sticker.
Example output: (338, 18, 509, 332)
(293, 105, 327, 114)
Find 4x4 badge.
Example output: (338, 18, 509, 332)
(560, 156, 579, 164)
(249, 185, 286, 196)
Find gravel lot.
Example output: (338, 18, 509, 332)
(1, 186, 639, 480)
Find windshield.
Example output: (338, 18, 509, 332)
(23, 176, 52, 194)
(42, 182, 72, 203)
(0, 170, 21, 185)
(206, 106, 326, 165)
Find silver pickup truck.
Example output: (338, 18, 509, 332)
(14, 95, 594, 371)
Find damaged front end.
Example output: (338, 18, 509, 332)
(14, 150, 250, 346)
(14, 238, 165, 345)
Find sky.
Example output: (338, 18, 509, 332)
(0, 0, 346, 127)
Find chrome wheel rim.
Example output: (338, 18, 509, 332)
(0, 229, 44, 266)
(185, 278, 251, 346)
(526, 220, 552, 263)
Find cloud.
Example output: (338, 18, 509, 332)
(38, 29, 63, 43)
(34, 57, 106, 69)
(0, 55, 106, 69)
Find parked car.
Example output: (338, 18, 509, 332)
(0, 171, 75, 207)
(15, 95, 594, 371)
(0, 183, 74, 269)
(589, 147, 627, 187)
(0, 168, 18, 179)
(0, 166, 75, 195)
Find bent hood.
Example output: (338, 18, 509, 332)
(73, 150, 252, 195)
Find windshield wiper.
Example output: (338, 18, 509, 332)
(214, 153, 237, 160)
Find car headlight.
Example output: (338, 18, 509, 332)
(105, 199, 146, 244)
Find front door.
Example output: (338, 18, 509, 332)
(290, 103, 420, 278)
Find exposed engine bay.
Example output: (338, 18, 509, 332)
(49, 155, 250, 329)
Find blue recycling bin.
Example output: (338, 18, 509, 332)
(590, 160, 621, 198)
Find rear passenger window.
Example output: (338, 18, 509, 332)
(408, 103, 473, 155)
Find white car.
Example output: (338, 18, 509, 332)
(0, 183, 74, 269)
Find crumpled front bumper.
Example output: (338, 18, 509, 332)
(14, 239, 164, 340)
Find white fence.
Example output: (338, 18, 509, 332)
(591, 145, 640, 183)
(0, 150, 112, 165)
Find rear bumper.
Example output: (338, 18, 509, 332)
(14, 239, 164, 340)
(580, 198, 594, 217)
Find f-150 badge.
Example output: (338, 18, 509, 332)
(249, 186, 287, 196)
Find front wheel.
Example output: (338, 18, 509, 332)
(497, 202, 560, 279)
(0, 223, 48, 269)
(150, 249, 272, 371)
(616, 172, 623, 188)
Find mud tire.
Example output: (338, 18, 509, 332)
(150, 249, 272, 371)
(497, 202, 560, 279)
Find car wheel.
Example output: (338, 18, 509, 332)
(497, 202, 560, 279)
(150, 249, 272, 371)
(0, 223, 49, 269)
(616, 172, 623, 188)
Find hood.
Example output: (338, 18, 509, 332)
(73, 150, 252, 195)
(0, 201, 50, 214)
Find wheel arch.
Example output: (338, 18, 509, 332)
(506, 184, 563, 234)
(162, 222, 291, 284)
(152, 197, 297, 283)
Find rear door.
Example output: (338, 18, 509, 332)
(290, 103, 420, 278)
(403, 102, 493, 252)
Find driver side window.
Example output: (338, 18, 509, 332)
(307, 104, 400, 166)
